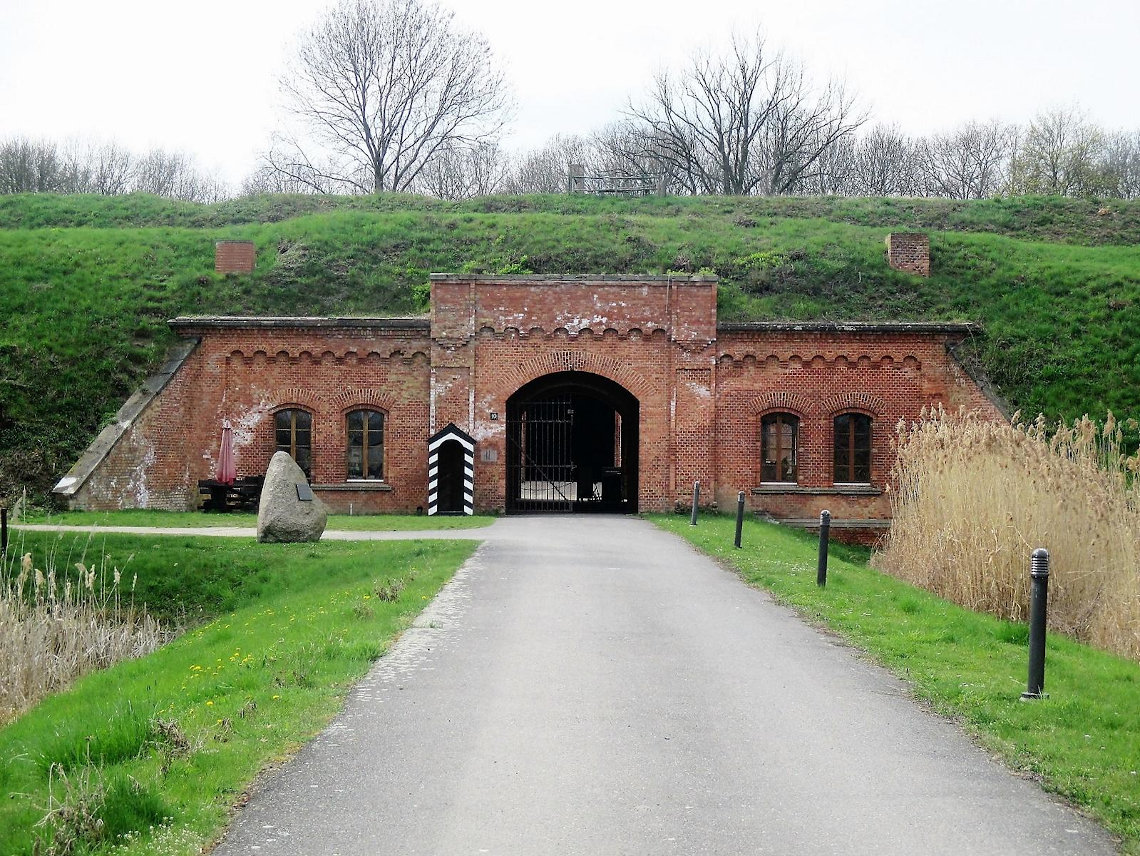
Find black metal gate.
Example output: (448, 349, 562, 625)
(507, 396, 575, 512)
(506, 371, 638, 515)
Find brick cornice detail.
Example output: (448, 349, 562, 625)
(717, 350, 921, 369)
(227, 346, 428, 363)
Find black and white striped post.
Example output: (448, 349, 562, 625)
(427, 423, 475, 516)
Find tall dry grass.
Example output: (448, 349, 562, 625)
(0, 545, 166, 726)
(874, 408, 1140, 659)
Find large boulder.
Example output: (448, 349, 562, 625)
(257, 451, 328, 543)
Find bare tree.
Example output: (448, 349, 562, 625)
(590, 120, 670, 187)
(1009, 107, 1106, 197)
(1102, 130, 1140, 199)
(754, 62, 864, 195)
(627, 33, 772, 195)
(0, 137, 65, 193)
(131, 148, 230, 202)
(87, 141, 135, 195)
(507, 134, 595, 194)
(846, 124, 918, 196)
(413, 139, 509, 198)
(625, 30, 864, 196)
(241, 161, 326, 195)
(914, 120, 1012, 199)
(131, 149, 194, 198)
(269, 0, 511, 194)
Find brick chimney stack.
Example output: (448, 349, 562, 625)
(215, 240, 256, 274)
(885, 233, 930, 277)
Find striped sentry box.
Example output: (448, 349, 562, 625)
(427, 423, 474, 515)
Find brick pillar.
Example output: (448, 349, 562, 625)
(429, 275, 475, 435)
(885, 233, 930, 277)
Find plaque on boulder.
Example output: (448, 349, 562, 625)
(257, 451, 328, 543)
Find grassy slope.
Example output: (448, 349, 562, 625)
(0, 531, 476, 855)
(1, 192, 1138, 503)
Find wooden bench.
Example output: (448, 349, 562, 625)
(198, 475, 264, 512)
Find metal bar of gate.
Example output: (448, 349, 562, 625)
(519, 446, 571, 505)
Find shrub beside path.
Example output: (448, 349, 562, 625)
(207, 516, 1115, 855)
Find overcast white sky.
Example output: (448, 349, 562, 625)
(1, 0, 1137, 186)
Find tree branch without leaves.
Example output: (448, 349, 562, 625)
(268, 0, 511, 194)
(624, 30, 865, 196)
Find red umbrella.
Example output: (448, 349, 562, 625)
(216, 421, 236, 485)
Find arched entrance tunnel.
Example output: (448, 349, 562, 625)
(506, 371, 638, 513)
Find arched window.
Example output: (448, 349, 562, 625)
(275, 409, 312, 478)
(833, 413, 872, 483)
(761, 413, 799, 483)
(346, 409, 384, 480)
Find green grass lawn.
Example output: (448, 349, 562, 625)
(654, 512, 1140, 853)
(19, 509, 496, 531)
(0, 532, 477, 855)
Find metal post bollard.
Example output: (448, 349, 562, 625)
(1, 506, 6, 559)
(690, 481, 700, 526)
(1022, 548, 1051, 700)
(734, 491, 745, 548)
(817, 510, 831, 588)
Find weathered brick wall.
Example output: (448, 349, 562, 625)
(74, 320, 433, 513)
(66, 277, 1004, 522)
(886, 233, 930, 277)
(430, 275, 719, 512)
(215, 241, 256, 274)
(71, 345, 204, 510)
(712, 326, 1003, 521)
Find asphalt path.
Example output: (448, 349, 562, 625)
(193, 515, 1121, 855)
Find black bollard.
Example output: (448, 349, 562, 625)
(1021, 548, 1051, 700)
(816, 510, 831, 588)
(1, 506, 6, 558)
(734, 491, 745, 548)
(690, 481, 700, 526)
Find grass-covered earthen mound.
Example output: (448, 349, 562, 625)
(2, 192, 1138, 503)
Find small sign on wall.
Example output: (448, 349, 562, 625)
(480, 448, 498, 463)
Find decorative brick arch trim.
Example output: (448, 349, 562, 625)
(269, 388, 323, 413)
(501, 350, 656, 401)
(744, 391, 815, 417)
(821, 391, 886, 417)
(330, 388, 398, 414)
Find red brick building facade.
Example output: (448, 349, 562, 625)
(56, 275, 1003, 534)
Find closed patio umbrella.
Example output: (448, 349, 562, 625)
(216, 421, 236, 485)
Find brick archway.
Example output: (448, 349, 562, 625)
(505, 371, 639, 514)
(501, 350, 657, 405)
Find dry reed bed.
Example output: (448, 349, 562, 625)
(0, 549, 166, 727)
(875, 409, 1140, 659)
